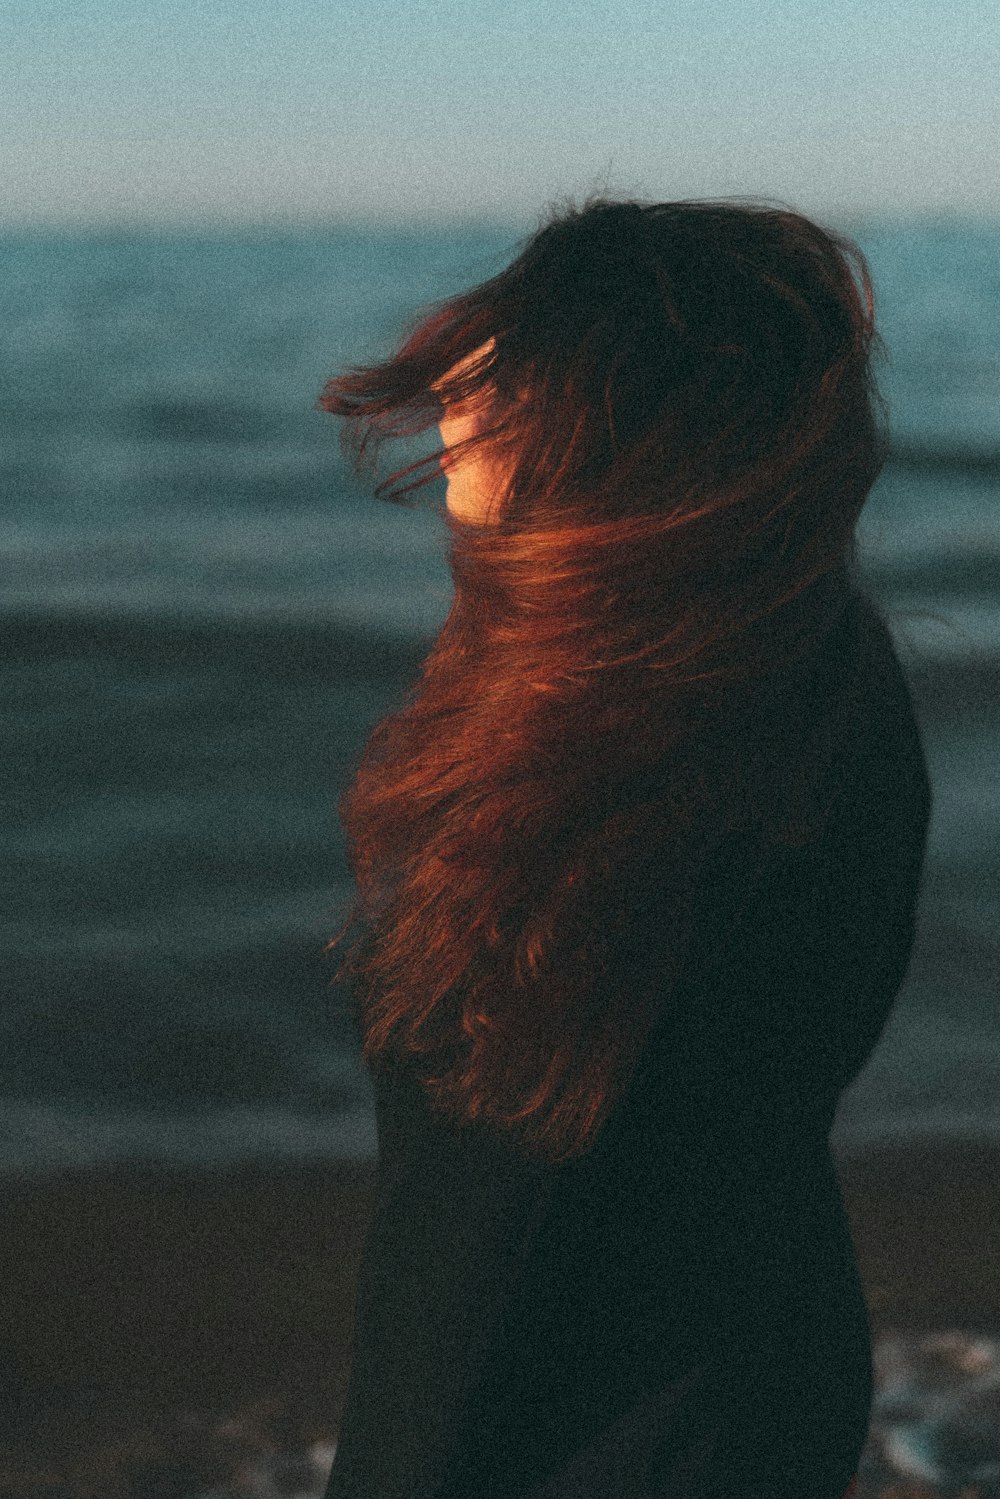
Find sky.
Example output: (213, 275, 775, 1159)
(3, 0, 998, 231)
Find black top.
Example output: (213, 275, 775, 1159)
(323, 589, 933, 1499)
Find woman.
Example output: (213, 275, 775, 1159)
(317, 196, 931, 1498)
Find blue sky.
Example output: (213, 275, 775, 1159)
(3, 0, 998, 229)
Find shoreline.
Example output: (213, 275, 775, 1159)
(2, 1135, 998, 1438)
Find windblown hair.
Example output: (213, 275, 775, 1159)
(317, 192, 892, 1166)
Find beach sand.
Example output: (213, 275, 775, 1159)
(0, 1137, 997, 1497)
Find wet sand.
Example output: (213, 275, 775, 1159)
(0, 1137, 997, 1495)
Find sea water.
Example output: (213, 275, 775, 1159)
(1, 220, 998, 1175)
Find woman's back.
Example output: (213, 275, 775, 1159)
(323, 585, 932, 1499)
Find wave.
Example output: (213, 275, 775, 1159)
(125, 397, 288, 445)
(0, 604, 434, 681)
(0, 1099, 378, 1177)
(858, 544, 1000, 598)
(885, 441, 1000, 479)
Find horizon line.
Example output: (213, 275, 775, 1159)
(1, 204, 997, 238)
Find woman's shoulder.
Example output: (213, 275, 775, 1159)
(720, 582, 931, 861)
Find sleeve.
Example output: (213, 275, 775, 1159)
(322, 1055, 560, 1499)
(781, 597, 933, 1099)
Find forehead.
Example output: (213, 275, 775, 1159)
(437, 403, 482, 451)
(431, 338, 497, 409)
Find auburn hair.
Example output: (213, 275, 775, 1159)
(317, 192, 892, 1166)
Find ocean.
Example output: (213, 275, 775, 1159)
(2, 221, 998, 1178)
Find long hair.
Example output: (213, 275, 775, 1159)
(317, 192, 892, 1166)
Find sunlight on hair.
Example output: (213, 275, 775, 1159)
(318, 192, 892, 1165)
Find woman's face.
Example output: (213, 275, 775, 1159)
(434, 339, 507, 526)
(437, 398, 502, 525)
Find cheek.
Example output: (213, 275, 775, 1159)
(445, 461, 483, 517)
(438, 414, 507, 523)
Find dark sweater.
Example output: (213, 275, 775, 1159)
(323, 589, 932, 1499)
